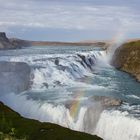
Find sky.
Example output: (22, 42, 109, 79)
(0, 0, 140, 41)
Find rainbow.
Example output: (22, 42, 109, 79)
(111, 30, 126, 45)
(69, 91, 84, 119)
(68, 30, 126, 120)
(69, 77, 92, 120)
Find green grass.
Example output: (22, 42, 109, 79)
(122, 40, 140, 49)
(0, 102, 102, 140)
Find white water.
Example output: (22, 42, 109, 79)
(0, 93, 87, 131)
(0, 46, 140, 140)
(0, 50, 108, 90)
(1, 92, 140, 140)
(95, 110, 140, 140)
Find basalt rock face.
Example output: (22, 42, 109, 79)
(112, 40, 140, 81)
(0, 62, 31, 94)
(0, 32, 16, 49)
(0, 32, 9, 41)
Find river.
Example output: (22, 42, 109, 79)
(0, 46, 140, 140)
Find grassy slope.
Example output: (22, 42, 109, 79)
(112, 40, 140, 81)
(0, 102, 102, 140)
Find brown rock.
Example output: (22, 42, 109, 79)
(112, 40, 140, 81)
(93, 96, 122, 107)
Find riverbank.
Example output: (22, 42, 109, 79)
(112, 40, 140, 81)
(0, 102, 102, 140)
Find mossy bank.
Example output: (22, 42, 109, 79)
(112, 40, 140, 81)
(0, 102, 102, 140)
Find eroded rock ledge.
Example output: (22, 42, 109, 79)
(112, 40, 140, 81)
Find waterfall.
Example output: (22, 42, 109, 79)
(95, 110, 140, 140)
(0, 47, 140, 140)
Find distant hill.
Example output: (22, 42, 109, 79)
(0, 32, 107, 50)
(0, 32, 140, 50)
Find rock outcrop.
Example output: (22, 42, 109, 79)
(0, 102, 102, 140)
(93, 96, 122, 107)
(0, 62, 31, 94)
(0, 32, 16, 49)
(112, 40, 140, 81)
(0, 32, 31, 49)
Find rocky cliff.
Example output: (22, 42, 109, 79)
(0, 32, 16, 49)
(0, 32, 32, 49)
(112, 40, 140, 81)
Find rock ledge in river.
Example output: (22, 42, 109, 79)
(93, 96, 122, 107)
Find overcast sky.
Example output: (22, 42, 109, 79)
(0, 0, 140, 41)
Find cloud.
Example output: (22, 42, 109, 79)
(0, 0, 139, 34)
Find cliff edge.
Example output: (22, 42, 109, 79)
(0, 102, 102, 140)
(112, 40, 140, 81)
(0, 32, 16, 49)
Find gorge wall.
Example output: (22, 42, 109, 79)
(112, 40, 140, 81)
(0, 62, 31, 94)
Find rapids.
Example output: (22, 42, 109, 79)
(0, 46, 140, 140)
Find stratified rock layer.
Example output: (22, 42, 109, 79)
(112, 40, 140, 81)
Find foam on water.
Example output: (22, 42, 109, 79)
(1, 92, 140, 140)
(0, 50, 107, 90)
(127, 95, 140, 99)
(95, 110, 140, 140)
(0, 93, 87, 131)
